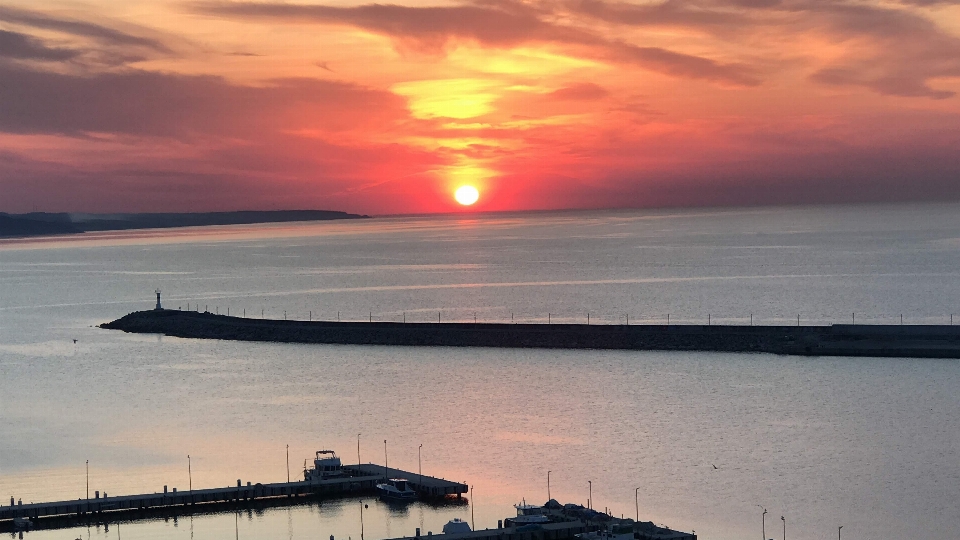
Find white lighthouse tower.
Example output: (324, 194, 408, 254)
(155, 289, 162, 310)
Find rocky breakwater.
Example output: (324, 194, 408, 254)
(100, 310, 960, 358)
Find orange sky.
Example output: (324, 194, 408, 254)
(1, 0, 960, 214)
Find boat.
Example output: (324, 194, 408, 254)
(442, 518, 472, 534)
(376, 478, 417, 501)
(303, 450, 344, 481)
(504, 501, 551, 527)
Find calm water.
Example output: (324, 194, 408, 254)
(2, 203, 960, 540)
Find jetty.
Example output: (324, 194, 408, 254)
(0, 464, 465, 531)
(101, 309, 960, 359)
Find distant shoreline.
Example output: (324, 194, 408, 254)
(102, 309, 960, 359)
(0, 210, 369, 238)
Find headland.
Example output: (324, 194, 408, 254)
(101, 309, 960, 358)
(0, 210, 369, 238)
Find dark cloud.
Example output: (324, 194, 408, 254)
(607, 42, 760, 86)
(0, 64, 407, 137)
(191, 1, 761, 86)
(0, 5, 171, 53)
(0, 29, 78, 61)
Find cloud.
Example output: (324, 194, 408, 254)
(0, 64, 408, 137)
(549, 82, 609, 100)
(191, 1, 762, 86)
(0, 29, 78, 61)
(0, 5, 171, 53)
(566, 0, 960, 98)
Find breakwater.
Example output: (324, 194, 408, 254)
(101, 309, 960, 358)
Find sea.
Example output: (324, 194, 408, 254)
(1, 203, 959, 540)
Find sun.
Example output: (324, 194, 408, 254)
(454, 185, 480, 206)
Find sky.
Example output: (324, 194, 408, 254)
(1, 0, 960, 215)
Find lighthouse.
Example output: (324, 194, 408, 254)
(155, 289, 162, 310)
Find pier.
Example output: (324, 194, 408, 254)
(0, 464, 466, 530)
(102, 309, 960, 359)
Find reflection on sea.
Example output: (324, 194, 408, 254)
(3, 204, 960, 540)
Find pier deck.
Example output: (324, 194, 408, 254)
(341, 464, 468, 497)
(0, 464, 466, 526)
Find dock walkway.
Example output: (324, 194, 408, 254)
(0, 464, 466, 525)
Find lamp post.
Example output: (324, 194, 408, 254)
(471, 485, 475, 531)
(781, 516, 785, 540)
(635, 487, 640, 522)
(547, 471, 551, 501)
(286, 445, 290, 483)
(86, 460, 89, 501)
(358, 433, 361, 470)
(588, 481, 592, 510)
(384, 440, 388, 480)
(838, 525, 842, 540)
(188, 455, 192, 492)
(418, 444, 423, 488)
(757, 506, 766, 540)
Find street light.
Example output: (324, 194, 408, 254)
(286, 445, 290, 483)
(188, 455, 192, 492)
(418, 444, 423, 488)
(86, 460, 89, 501)
(838, 525, 843, 540)
(635, 487, 640, 522)
(357, 433, 361, 470)
(384, 440, 388, 480)
(757, 506, 767, 540)
(781, 516, 785, 540)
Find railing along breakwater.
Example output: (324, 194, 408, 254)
(100, 309, 960, 358)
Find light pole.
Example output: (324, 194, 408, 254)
(86, 460, 89, 501)
(781, 516, 785, 540)
(588, 480, 592, 510)
(358, 433, 361, 470)
(418, 444, 423, 488)
(757, 506, 766, 540)
(384, 440, 388, 480)
(635, 487, 640, 522)
(838, 525, 842, 540)
(188, 455, 192, 492)
(286, 445, 290, 483)
(547, 471, 551, 501)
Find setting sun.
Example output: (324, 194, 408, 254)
(454, 185, 480, 206)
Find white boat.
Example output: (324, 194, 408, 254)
(376, 478, 417, 501)
(442, 518, 472, 534)
(505, 501, 551, 527)
(303, 450, 344, 481)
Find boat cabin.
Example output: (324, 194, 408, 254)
(304, 450, 344, 481)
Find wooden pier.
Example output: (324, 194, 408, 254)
(0, 464, 466, 528)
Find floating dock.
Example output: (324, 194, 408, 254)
(102, 309, 960, 359)
(0, 464, 465, 530)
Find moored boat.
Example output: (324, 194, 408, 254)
(504, 501, 551, 527)
(304, 450, 344, 481)
(442, 518, 472, 534)
(376, 478, 417, 501)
